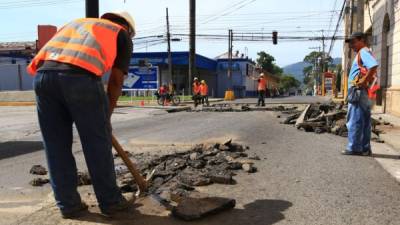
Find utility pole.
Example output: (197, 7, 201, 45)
(321, 30, 326, 95)
(309, 46, 321, 96)
(321, 30, 326, 73)
(344, 0, 356, 98)
(166, 8, 173, 83)
(188, 0, 196, 94)
(85, 0, 99, 18)
(228, 29, 233, 89)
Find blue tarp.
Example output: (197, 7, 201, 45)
(131, 51, 217, 71)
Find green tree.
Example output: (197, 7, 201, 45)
(302, 65, 313, 84)
(279, 75, 300, 92)
(256, 51, 283, 75)
(303, 51, 333, 72)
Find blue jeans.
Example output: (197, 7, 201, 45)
(34, 71, 123, 213)
(346, 88, 372, 152)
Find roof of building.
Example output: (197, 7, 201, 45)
(215, 51, 254, 63)
(0, 42, 35, 50)
(0, 42, 36, 58)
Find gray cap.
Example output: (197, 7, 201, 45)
(345, 32, 366, 43)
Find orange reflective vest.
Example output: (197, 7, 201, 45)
(200, 84, 208, 96)
(27, 18, 124, 76)
(258, 78, 267, 91)
(193, 83, 201, 94)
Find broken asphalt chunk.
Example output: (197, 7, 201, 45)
(242, 163, 257, 173)
(77, 172, 91, 186)
(29, 165, 47, 175)
(30, 178, 49, 186)
(209, 171, 234, 184)
(172, 197, 236, 221)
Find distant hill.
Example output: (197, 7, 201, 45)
(283, 58, 341, 82)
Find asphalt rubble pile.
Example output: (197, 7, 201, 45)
(114, 139, 260, 220)
(189, 103, 299, 113)
(28, 140, 261, 220)
(280, 102, 388, 142)
(115, 139, 259, 195)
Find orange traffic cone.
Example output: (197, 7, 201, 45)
(140, 100, 145, 107)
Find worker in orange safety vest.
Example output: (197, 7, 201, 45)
(27, 11, 136, 218)
(200, 80, 209, 106)
(252, 73, 267, 106)
(192, 77, 201, 107)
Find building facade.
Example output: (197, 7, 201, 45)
(342, 0, 400, 116)
(365, 0, 400, 115)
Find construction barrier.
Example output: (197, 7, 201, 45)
(224, 90, 235, 101)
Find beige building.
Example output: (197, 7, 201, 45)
(364, 0, 400, 115)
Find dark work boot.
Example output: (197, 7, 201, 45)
(61, 202, 89, 219)
(100, 197, 132, 217)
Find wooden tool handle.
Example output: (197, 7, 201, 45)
(111, 134, 148, 192)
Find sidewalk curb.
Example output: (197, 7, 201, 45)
(0, 102, 36, 106)
(371, 115, 400, 154)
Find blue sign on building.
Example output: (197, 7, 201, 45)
(123, 66, 159, 90)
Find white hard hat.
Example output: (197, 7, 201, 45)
(101, 11, 136, 38)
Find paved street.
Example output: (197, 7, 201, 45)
(1, 97, 400, 225)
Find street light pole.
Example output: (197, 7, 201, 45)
(85, 0, 99, 18)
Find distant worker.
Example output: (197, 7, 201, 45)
(342, 32, 378, 156)
(200, 80, 209, 106)
(27, 11, 136, 218)
(192, 77, 201, 107)
(252, 73, 267, 106)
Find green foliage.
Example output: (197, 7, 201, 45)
(302, 51, 336, 88)
(303, 51, 333, 65)
(302, 65, 314, 88)
(279, 75, 300, 91)
(256, 51, 283, 75)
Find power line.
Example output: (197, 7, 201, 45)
(201, 0, 258, 25)
(199, 0, 253, 24)
(327, 0, 339, 32)
(328, 0, 346, 56)
(0, 0, 82, 9)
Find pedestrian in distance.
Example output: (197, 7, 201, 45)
(192, 77, 201, 107)
(200, 80, 209, 106)
(159, 84, 169, 106)
(252, 73, 267, 106)
(342, 32, 378, 156)
(27, 11, 136, 218)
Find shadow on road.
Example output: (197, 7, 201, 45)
(372, 153, 400, 160)
(0, 141, 44, 160)
(75, 199, 293, 225)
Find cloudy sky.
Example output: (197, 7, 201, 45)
(0, 0, 344, 67)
